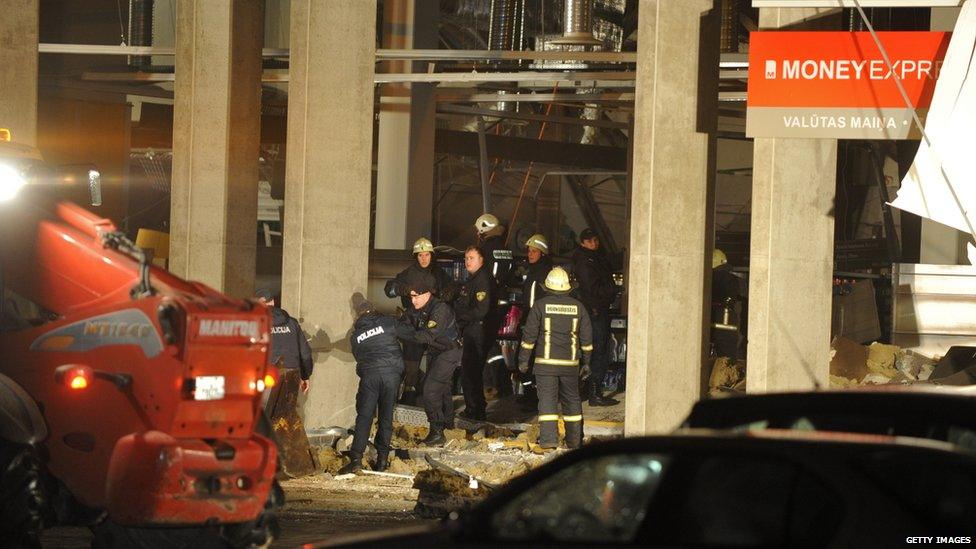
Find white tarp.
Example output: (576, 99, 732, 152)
(890, 0, 976, 237)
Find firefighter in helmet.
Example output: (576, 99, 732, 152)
(384, 237, 454, 404)
(518, 267, 592, 449)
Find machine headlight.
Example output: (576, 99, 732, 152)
(0, 163, 27, 202)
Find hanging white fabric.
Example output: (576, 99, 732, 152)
(888, 0, 976, 238)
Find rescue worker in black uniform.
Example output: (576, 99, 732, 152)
(513, 234, 554, 406)
(519, 267, 593, 449)
(384, 237, 454, 404)
(256, 289, 313, 395)
(453, 245, 495, 421)
(474, 214, 512, 398)
(571, 228, 619, 407)
(396, 273, 462, 446)
(339, 295, 404, 475)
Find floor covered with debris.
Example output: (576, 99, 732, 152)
(41, 394, 625, 548)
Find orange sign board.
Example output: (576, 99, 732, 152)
(746, 31, 949, 138)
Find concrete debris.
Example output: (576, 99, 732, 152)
(866, 342, 901, 379)
(317, 447, 350, 476)
(829, 337, 937, 386)
(335, 473, 357, 481)
(708, 357, 746, 397)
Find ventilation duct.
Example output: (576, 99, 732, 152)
(489, 0, 526, 51)
(720, 0, 740, 53)
(550, 0, 602, 46)
(127, 0, 154, 70)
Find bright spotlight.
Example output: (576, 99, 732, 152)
(0, 163, 27, 202)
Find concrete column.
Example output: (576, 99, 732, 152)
(0, 1, 38, 146)
(283, 0, 376, 429)
(624, 0, 713, 435)
(746, 7, 837, 392)
(170, 0, 263, 297)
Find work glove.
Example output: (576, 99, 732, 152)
(517, 349, 530, 374)
(579, 362, 591, 381)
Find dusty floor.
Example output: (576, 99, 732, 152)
(41, 474, 431, 548)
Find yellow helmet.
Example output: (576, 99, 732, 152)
(474, 213, 500, 235)
(712, 249, 728, 269)
(544, 267, 572, 293)
(412, 237, 434, 254)
(525, 233, 549, 254)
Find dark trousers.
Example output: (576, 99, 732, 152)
(589, 312, 612, 395)
(351, 371, 401, 457)
(460, 325, 488, 415)
(424, 347, 461, 427)
(401, 341, 425, 392)
(536, 373, 583, 447)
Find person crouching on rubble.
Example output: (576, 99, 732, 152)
(339, 294, 404, 475)
(396, 273, 462, 447)
(518, 267, 592, 449)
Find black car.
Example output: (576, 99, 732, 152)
(682, 385, 976, 449)
(314, 430, 976, 547)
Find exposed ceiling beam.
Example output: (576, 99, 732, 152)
(437, 105, 630, 129)
(752, 0, 961, 5)
(435, 130, 627, 171)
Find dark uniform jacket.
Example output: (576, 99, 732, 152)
(385, 262, 454, 309)
(519, 294, 594, 375)
(453, 266, 494, 335)
(480, 235, 514, 285)
(520, 255, 554, 310)
(572, 246, 617, 315)
(396, 297, 459, 353)
(350, 311, 404, 377)
(270, 307, 314, 380)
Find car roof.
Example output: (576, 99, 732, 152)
(686, 386, 976, 431)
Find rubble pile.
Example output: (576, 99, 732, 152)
(830, 337, 936, 387)
(708, 357, 746, 398)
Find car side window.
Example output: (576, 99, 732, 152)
(491, 453, 668, 543)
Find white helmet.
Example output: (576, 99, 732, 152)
(525, 234, 549, 254)
(474, 213, 500, 235)
(544, 267, 572, 293)
(412, 237, 434, 254)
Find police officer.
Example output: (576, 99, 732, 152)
(518, 267, 592, 449)
(521, 234, 554, 310)
(474, 213, 514, 284)
(571, 228, 619, 407)
(396, 272, 461, 446)
(339, 295, 404, 475)
(453, 245, 495, 421)
(256, 289, 313, 395)
(384, 237, 454, 404)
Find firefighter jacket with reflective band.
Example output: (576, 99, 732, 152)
(270, 307, 314, 380)
(350, 311, 405, 377)
(396, 297, 460, 354)
(453, 266, 495, 334)
(519, 294, 593, 374)
(520, 255, 554, 309)
(481, 235, 514, 284)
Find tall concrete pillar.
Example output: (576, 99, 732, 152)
(625, 0, 713, 435)
(0, 1, 38, 146)
(170, 0, 263, 297)
(746, 8, 836, 392)
(282, 0, 377, 429)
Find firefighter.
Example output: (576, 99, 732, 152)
(521, 234, 554, 310)
(396, 272, 462, 446)
(256, 289, 313, 395)
(384, 237, 454, 404)
(474, 213, 514, 284)
(518, 267, 592, 449)
(711, 249, 742, 359)
(339, 295, 403, 474)
(453, 245, 495, 421)
(571, 228, 619, 407)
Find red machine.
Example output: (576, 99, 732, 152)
(0, 199, 280, 547)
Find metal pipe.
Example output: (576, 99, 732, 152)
(720, 0, 740, 53)
(550, 0, 602, 46)
(489, 0, 517, 51)
(127, 0, 154, 69)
